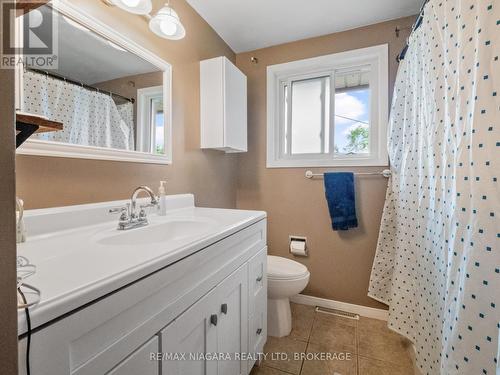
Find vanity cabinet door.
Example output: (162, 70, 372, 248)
(161, 264, 250, 375)
(161, 287, 218, 375)
(107, 336, 159, 375)
(216, 264, 248, 375)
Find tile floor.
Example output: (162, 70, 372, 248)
(251, 303, 414, 375)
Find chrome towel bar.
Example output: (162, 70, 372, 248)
(305, 169, 392, 179)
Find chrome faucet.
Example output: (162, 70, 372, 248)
(109, 186, 159, 230)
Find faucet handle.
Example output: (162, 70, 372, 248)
(109, 203, 130, 217)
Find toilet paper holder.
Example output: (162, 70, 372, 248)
(289, 236, 308, 257)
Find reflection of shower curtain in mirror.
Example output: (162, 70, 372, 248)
(23, 70, 134, 150)
(369, 1, 499, 374)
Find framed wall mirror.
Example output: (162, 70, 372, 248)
(15, 0, 172, 164)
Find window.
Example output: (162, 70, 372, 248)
(137, 86, 166, 155)
(267, 45, 388, 167)
(150, 96, 165, 154)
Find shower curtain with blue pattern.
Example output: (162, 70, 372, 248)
(368, 1, 499, 374)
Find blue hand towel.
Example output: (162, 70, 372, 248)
(323, 172, 358, 231)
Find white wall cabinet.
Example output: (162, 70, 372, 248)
(200, 56, 247, 153)
(19, 220, 267, 375)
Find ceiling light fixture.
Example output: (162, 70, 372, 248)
(106, 0, 152, 15)
(148, 3, 186, 40)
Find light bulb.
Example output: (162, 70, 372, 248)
(121, 0, 141, 7)
(110, 0, 152, 14)
(159, 20, 177, 36)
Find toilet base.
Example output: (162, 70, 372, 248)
(267, 297, 292, 337)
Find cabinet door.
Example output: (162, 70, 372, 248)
(223, 58, 247, 152)
(161, 287, 218, 375)
(216, 264, 249, 375)
(107, 336, 159, 375)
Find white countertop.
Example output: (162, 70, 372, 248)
(17, 196, 265, 335)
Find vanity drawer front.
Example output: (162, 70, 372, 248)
(248, 293, 266, 371)
(249, 294, 266, 355)
(247, 247, 267, 370)
(248, 247, 267, 314)
(108, 336, 159, 375)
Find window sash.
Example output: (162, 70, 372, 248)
(279, 70, 335, 159)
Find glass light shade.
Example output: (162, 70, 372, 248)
(108, 0, 152, 15)
(121, 0, 141, 6)
(160, 19, 178, 36)
(149, 6, 186, 40)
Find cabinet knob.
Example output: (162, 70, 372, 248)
(210, 314, 218, 326)
(256, 275, 263, 282)
(256, 328, 262, 335)
(221, 303, 228, 314)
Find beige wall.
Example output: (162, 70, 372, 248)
(0, 0, 19, 371)
(16, 0, 239, 210)
(235, 17, 414, 309)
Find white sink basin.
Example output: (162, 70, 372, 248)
(96, 219, 217, 246)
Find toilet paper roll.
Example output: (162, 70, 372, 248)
(290, 240, 307, 256)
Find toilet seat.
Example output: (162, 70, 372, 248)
(267, 255, 309, 280)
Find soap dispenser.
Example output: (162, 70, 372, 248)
(16, 197, 26, 243)
(158, 181, 167, 216)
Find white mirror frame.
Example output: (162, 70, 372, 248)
(16, 0, 173, 164)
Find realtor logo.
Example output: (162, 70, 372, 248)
(1, 1, 58, 69)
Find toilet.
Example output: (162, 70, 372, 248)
(267, 255, 310, 337)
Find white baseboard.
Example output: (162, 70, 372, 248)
(290, 294, 389, 321)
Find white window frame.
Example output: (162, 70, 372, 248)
(136, 85, 165, 153)
(266, 44, 389, 168)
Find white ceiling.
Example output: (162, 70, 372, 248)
(186, 0, 421, 53)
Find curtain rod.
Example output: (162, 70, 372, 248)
(26, 68, 135, 104)
(396, 0, 429, 62)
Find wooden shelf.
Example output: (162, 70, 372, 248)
(16, 1, 49, 14)
(16, 113, 63, 148)
(16, 113, 63, 132)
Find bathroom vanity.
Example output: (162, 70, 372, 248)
(17, 194, 267, 375)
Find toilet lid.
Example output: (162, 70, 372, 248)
(267, 256, 309, 280)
